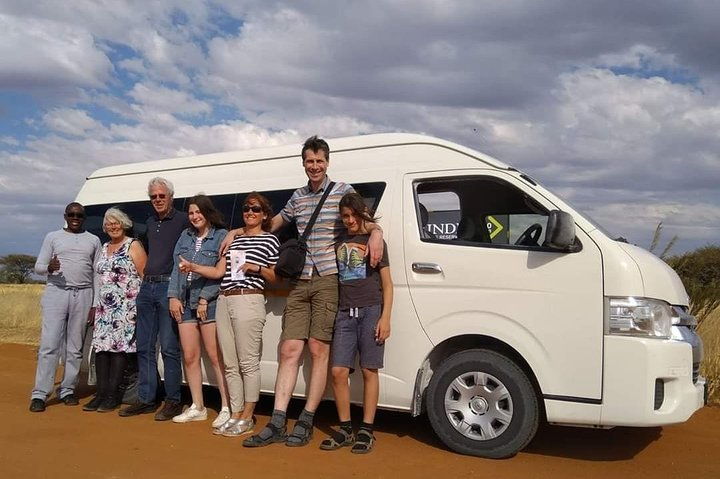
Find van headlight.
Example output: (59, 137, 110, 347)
(607, 297, 673, 339)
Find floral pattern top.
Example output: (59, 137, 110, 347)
(92, 237, 141, 353)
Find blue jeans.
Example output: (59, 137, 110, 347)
(135, 281, 181, 403)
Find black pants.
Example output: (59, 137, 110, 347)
(95, 351, 128, 401)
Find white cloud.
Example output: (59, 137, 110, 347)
(128, 83, 212, 116)
(42, 108, 105, 137)
(1, 0, 720, 258)
(585, 200, 720, 252)
(0, 13, 112, 90)
(0, 136, 20, 146)
(592, 44, 679, 71)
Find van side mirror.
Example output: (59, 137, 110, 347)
(543, 210, 579, 251)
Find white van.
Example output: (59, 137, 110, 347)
(76, 133, 705, 458)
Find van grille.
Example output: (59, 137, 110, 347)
(654, 379, 664, 410)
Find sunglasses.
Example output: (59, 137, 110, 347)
(242, 205, 263, 213)
(149, 194, 167, 200)
(66, 212, 85, 219)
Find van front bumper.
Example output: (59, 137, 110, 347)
(601, 335, 705, 426)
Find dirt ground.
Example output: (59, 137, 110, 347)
(1, 343, 718, 479)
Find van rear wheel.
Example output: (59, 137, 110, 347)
(426, 349, 539, 459)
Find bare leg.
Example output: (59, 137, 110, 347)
(272, 339, 305, 412)
(241, 401, 256, 420)
(199, 322, 229, 409)
(242, 340, 303, 445)
(361, 368, 379, 424)
(178, 323, 203, 408)
(304, 337, 330, 412)
(331, 366, 351, 422)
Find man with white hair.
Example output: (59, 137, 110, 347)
(119, 177, 188, 420)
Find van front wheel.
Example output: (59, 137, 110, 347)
(426, 349, 539, 459)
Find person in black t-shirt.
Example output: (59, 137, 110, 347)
(320, 192, 393, 454)
(119, 177, 188, 421)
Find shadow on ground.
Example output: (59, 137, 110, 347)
(69, 370, 662, 462)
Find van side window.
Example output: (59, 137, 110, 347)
(203, 194, 236, 229)
(416, 191, 460, 240)
(84, 200, 161, 244)
(415, 177, 550, 249)
(83, 182, 386, 246)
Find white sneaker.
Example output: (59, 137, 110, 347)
(172, 404, 208, 423)
(212, 407, 231, 428)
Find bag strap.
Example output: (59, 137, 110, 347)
(300, 181, 336, 241)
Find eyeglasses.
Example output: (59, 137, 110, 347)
(150, 194, 167, 200)
(66, 212, 85, 219)
(242, 205, 263, 213)
(104, 222, 122, 229)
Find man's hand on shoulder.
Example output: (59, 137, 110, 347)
(219, 228, 244, 255)
(367, 227, 384, 268)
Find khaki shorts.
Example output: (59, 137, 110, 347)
(281, 273, 338, 342)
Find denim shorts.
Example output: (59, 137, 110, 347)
(179, 300, 217, 324)
(330, 304, 384, 371)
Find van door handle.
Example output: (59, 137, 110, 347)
(412, 262, 443, 274)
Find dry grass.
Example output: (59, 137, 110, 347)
(1, 285, 718, 404)
(0, 284, 43, 345)
(698, 306, 720, 406)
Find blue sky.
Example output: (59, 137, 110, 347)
(1, 0, 719, 257)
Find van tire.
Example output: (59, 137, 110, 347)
(426, 349, 539, 459)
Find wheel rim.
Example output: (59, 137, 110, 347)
(443, 371, 513, 440)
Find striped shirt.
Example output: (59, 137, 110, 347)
(186, 236, 204, 282)
(220, 233, 280, 291)
(280, 176, 354, 279)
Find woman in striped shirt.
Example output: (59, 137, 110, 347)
(179, 192, 279, 437)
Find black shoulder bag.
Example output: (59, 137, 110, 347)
(274, 182, 335, 279)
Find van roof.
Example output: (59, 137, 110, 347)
(87, 133, 510, 180)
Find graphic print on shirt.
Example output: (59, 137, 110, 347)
(337, 241, 367, 283)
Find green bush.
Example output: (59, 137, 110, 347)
(666, 246, 720, 325)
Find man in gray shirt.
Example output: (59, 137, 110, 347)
(30, 202, 101, 412)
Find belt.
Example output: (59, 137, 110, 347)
(55, 285, 91, 291)
(144, 274, 171, 282)
(220, 288, 264, 296)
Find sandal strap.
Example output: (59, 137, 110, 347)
(243, 423, 286, 447)
(266, 422, 284, 434)
(351, 430, 375, 453)
(326, 427, 352, 444)
(333, 428, 353, 442)
(290, 420, 312, 436)
(286, 419, 313, 445)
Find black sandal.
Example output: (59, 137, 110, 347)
(285, 420, 313, 447)
(242, 422, 287, 448)
(320, 428, 354, 451)
(351, 429, 375, 454)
